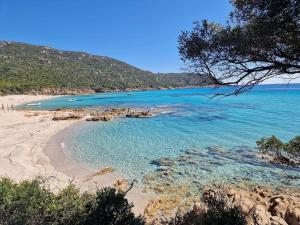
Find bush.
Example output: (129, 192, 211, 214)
(285, 136, 300, 156)
(0, 178, 144, 225)
(166, 193, 247, 225)
(257, 135, 300, 165)
(83, 188, 144, 225)
(0, 178, 55, 225)
(256, 135, 284, 155)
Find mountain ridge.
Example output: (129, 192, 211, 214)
(0, 41, 213, 95)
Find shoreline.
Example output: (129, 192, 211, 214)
(0, 95, 76, 185)
(0, 84, 215, 96)
(0, 95, 151, 215)
(1, 94, 299, 223)
(44, 121, 153, 214)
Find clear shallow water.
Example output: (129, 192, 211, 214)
(26, 84, 300, 189)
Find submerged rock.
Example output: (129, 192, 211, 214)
(85, 167, 116, 181)
(150, 158, 175, 167)
(95, 167, 116, 175)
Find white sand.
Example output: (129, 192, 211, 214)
(0, 95, 151, 214)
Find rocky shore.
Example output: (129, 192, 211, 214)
(0, 95, 152, 215)
(143, 185, 300, 225)
(0, 95, 299, 224)
(141, 146, 300, 224)
(50, 107, 154, 122)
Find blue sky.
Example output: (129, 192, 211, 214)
(0, 0, 231, 73)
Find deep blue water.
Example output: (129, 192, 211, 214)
(24, 84, 300, 189)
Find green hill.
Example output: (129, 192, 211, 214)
(0, 41, 212, 95)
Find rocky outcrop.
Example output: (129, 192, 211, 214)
(253, 205, 272, 225)
(86, 108, 128, 121)
(86, 115, 113, 121)
(84, 167, 116, 181)
(285, 207, 300, 225)
(203, 186, 300, 225)
(144, 194, 196, 224)
(86, 108, 154, 122)
(125, 111, 152, 118)
(52, 113, 83, 121)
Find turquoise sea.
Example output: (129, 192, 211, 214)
(24, 84, 300, 190)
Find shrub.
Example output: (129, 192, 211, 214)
(256, 135, 284, 155)
(0, 178, 55, 225)
(166, 193, 247, 225)
(0, 178, 144, 225)
(257, 135, 300, 165)
(285, 136, 300, 156)
(83, 187, 144, 225)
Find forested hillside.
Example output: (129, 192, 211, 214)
(0, 41, 212, 94)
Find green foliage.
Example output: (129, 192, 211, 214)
(256, 135, 284, 155)
(166, 194, 246, 225)
(178, 0, 300, 95)
(83, 188, 144, 225)
(0, 178, 55, 225)
(0, 178, 144, 225)
(0, 42, 212, 95)
(257, 135, 300, 165)
(285, 136, 300, 155)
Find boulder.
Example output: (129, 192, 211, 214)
(252, 205, 271, 225)
(86, 117, 100, 121)
(239, 197, 255, 214)
(271, 201, 288, 218)
(86, 114, 113, 121)
(100, 115, 113, 121)
(285, 207, 300, 225)
(126, 111, 152, 118)
(270, 216, 288, 225)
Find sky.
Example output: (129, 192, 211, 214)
(0, 0, 299, 83)
(0, 0, 231, 73)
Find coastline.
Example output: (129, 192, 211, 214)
(44, 122, 153, 214)
(1, 94, 299, 223)
(0, 95, 151, 215)
(3, 84, 214, 96)
(0, 95, 75, 185)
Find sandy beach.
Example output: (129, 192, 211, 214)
(0, 95, 151, 214)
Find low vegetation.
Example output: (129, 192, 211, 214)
(0, 178, 144, 225)
(0, 178, 250, 225)
(165, 195, 246, 225)
(257, 135, 300, 166)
